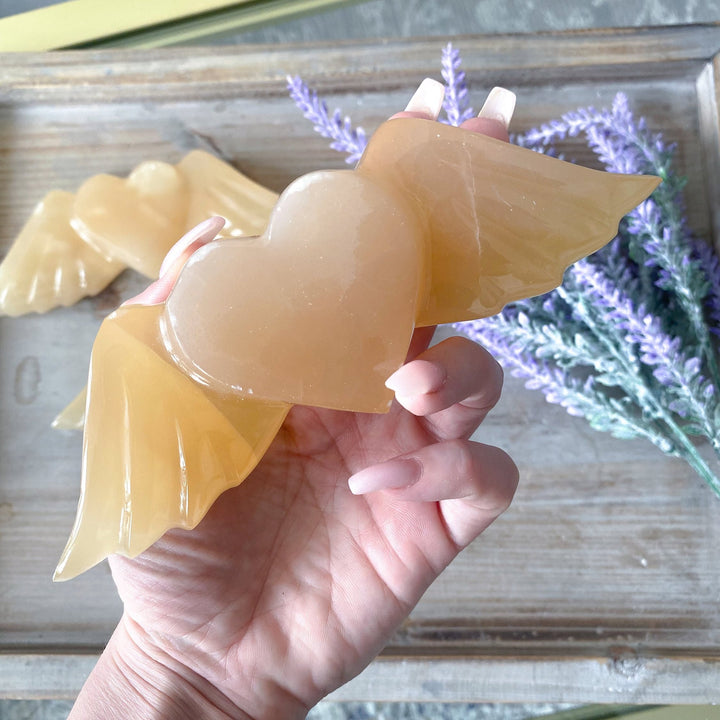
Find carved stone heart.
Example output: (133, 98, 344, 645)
(162, 118, 659, 414)
(162, 170, 425, 413)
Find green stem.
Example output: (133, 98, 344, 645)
(556, 286, 720, 497)
(675, 277, 720, 396)
(657, 408, 720, 498)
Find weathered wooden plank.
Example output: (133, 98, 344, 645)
(0, 25, 719, 100)
(327, 656, 720, 704)
(2, 653, 719, 703)
(697, 53, 720, 240)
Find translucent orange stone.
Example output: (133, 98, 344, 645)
(163, 118, 660, 410)
(72, 151, 279, 278)
(53, 303, 290, 581)
(164, 170, 426, 413)
(361, 120, 660, 326)
(51, 387, 86, 430)
(178, 150, 278, 239)
(0, 151, 278, 318)
(0, 191, 124, 316)
(72, 161, 189, 277)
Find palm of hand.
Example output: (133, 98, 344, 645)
(109, 329, 515, 715)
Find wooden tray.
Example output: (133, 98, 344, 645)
(1, 25, 720, 703)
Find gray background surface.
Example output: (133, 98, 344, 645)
(1, 0, 719, 718)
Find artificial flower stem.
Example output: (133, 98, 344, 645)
(556, 286, 720, 497)
(686, 292, 720, 402)
(658, 408, 720, 498)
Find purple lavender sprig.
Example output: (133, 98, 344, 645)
(287, 50, 720, 497)
(691, 238, 720, 334)
(473, 94, 720, 495)
(286, 75, 367, 163)
(440, 43, 475, 127)
(568, 260, 717, 442)
(463, 320, 678, 453)
(515, 93, 720, 367)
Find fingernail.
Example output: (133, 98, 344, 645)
(159, 216, 225, 276)
(404, 78, 446, 119)
(477, 87, 516, 129)
(122, 276, 172, 307)
(125, 216, 226, 307)
(385, 360, 446, 396)
(348, 458, 421, 495)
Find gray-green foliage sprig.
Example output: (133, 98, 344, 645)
(464, 93, 720, 496)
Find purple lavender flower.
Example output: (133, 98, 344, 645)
(286, 75, 367, 163)
(440, 43, 474, 127)
(517, 92, 720, 357)
(568, 260, 718, 436)
(459, 318, 673, 449)
(691, 238, 720, 335)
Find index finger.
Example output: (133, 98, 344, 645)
(387, 336, 504, 441)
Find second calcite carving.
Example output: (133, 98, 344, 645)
(0, 150, 277, 316)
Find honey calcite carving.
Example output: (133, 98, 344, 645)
(72, 161, 189, 278)
(178, 151, 278, 238)
(164, 118, 660, 410)
(73, 151, 278, 278)
(0, 191, 124, 316)
(360, 120, 660, 327)
(56, 117, 660, 580)
(166, 170, 426, 413)
(0, 151, 278, 317)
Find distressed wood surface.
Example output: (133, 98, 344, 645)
(1, 25, 720, 701)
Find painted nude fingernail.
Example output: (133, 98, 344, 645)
(477, 87, 516, 129)
(348, 458, 421, 495)
(385, 360, 446, 396)
(404, 78, 446, 119)
(158, 216, 226, 277)
(125, 216, 226, 307)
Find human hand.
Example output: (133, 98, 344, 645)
(69, 80, 519, 720)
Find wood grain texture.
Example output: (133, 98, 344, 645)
(1, 25, 720, 701)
